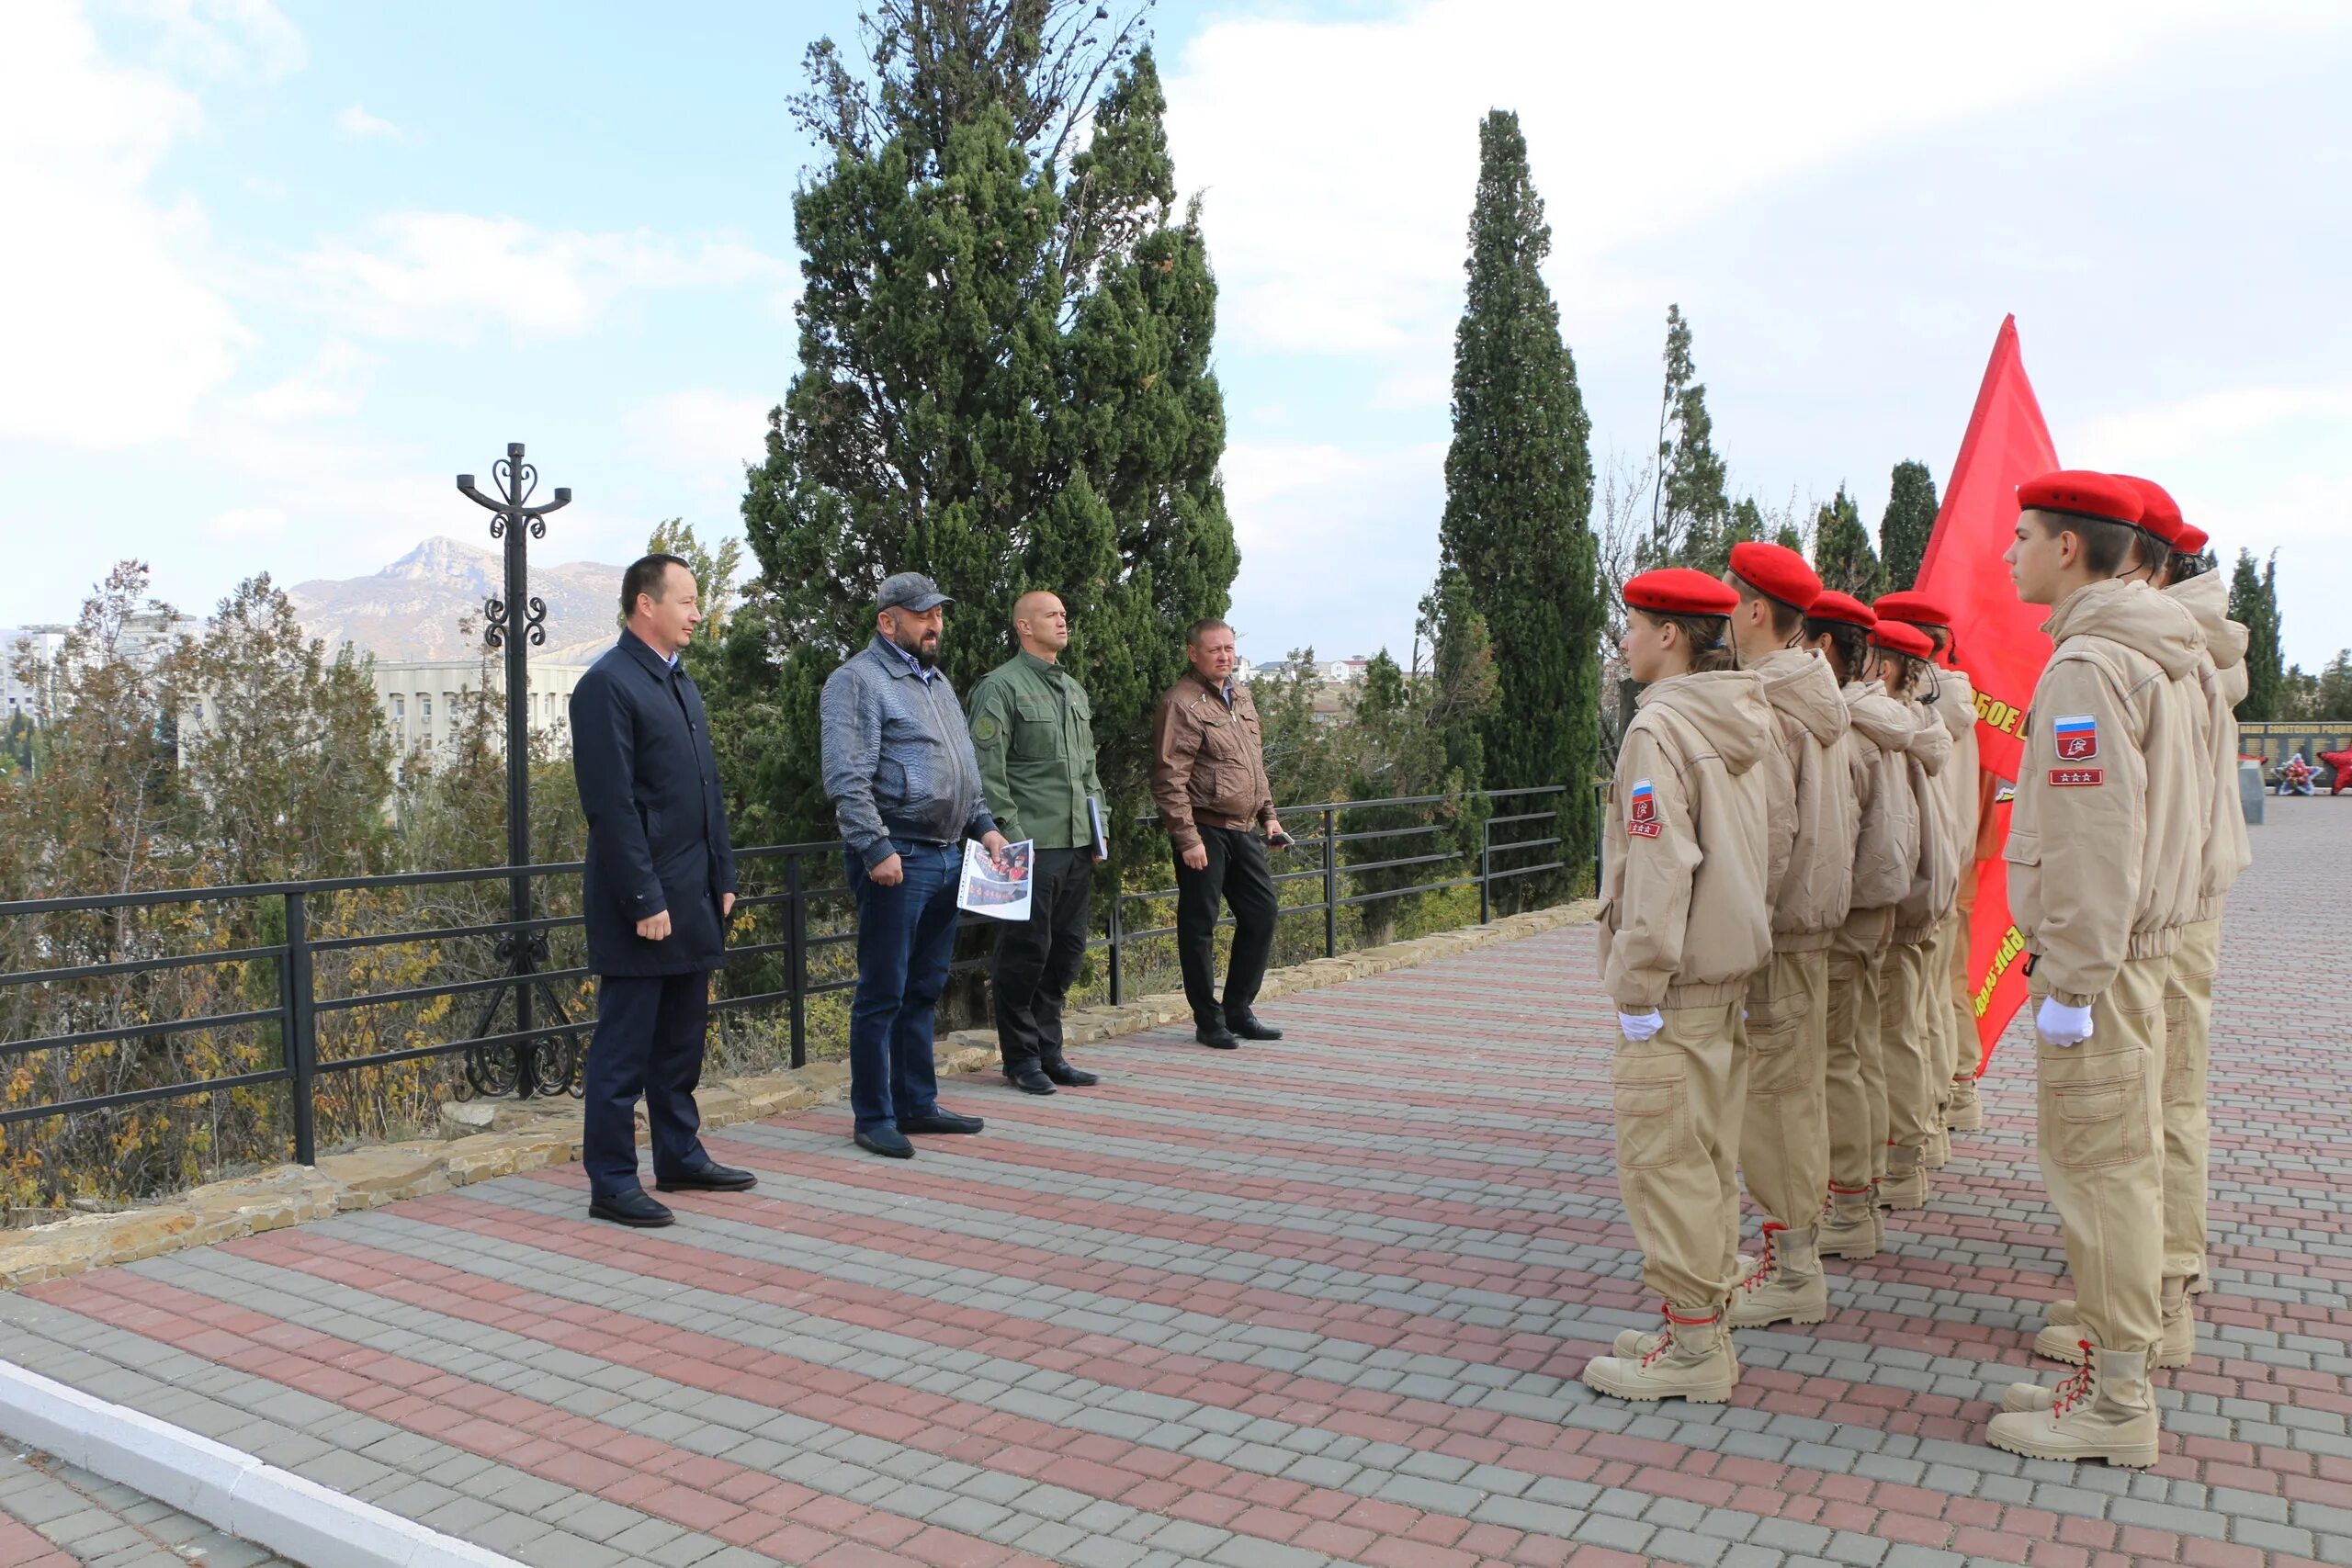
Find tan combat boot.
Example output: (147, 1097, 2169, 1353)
(2037, 1280, 2195, 1368)
(1987, 1348, 2160, 1466)
(1948, 1072, 1984, 1132)
(1727, 1223, 1829, 1327)
(1880, 1144, 1929, 1211)
(1583, 1309, 1739, 1404)
(2002, 1344, 2093, 1413)
(1819, 1185, 1880, 1261)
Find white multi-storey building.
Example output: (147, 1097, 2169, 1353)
(1, 626, 68, 723)
(372, 658, 591, 762)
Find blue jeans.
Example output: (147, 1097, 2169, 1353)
(845, 840, 961, 1133)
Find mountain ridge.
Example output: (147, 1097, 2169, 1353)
(287, 537, 628, 666)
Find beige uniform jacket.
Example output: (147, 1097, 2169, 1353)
(1598, 670, 1779, 1011)
(1892, 697, 1955, 944)
(1844, 681, 1921, 914)
(2165, 570, 2252, 921)
(1927, 665, 1982, 889)
(2007, 579, 2211, 1007)
(1753, 648, 1856, 951)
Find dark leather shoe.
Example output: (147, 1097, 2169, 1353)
(899, 1110, 985, 1134)
(1005, 1065, 1057, 1095)
(1227, 1013, 1283, 1041)
(588, 1189, 674, 1227)
(1042, 1061, 1099, 1087)
(855, 1127, 915, 1158)
(655, 1162, 757, 1193)
(1195, 1024, 1241, 1049)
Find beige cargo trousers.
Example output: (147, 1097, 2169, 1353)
(1611, 1001, 1747, 1312)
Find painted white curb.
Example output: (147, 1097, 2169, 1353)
(0, 1359, 524, 1568)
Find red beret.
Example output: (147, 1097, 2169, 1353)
(2114, 474, 2188, 550)
(1807, 591, 1876, 629)
(2176, 523, 2210, 555)
(1625, 568, 1739, 617)
(1872, 592, 1950, 628)
(1727, 542, 1822, 613)
(2018, 469, 2144, 528)
(1871, 621, 1935, 660)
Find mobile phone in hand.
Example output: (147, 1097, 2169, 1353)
(1267, 829, 1294, 850)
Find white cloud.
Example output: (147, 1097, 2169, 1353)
(625, 390, 775, 492)
(239, 339, 380, 423)
(295, 213, 787, 342)
(0, 0, 252, 447)
(1222, 438, 1447, 660)
(208, 504, 285, 540)
(107, 0, 305, 82)
(1163, 0, 2300, 367)
(335, 102, 402, 141)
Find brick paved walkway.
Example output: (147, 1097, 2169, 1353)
(0, 1446, 298, 1567)
(1, 796, 2346, 1568)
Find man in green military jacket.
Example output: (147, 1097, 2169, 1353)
(967, 591, 1108, 1094)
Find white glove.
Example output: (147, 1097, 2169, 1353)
(1618, 1009, 1664, 1043)
(2035, 997, 2095, 1047)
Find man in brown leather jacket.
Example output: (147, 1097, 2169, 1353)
(1151, 619, 1287, 1049)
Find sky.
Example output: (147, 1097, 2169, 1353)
(3, 0, 2347, 671)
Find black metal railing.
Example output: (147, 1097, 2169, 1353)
(0, 784, 1580, 1168)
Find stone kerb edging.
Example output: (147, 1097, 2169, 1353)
(0, 1359, 526, 1567)
(0, 900, 1591, 1292)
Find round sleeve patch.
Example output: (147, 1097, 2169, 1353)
(971, 715, 1000, 742)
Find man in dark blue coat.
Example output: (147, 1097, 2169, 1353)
(569, 553, 755, 1226)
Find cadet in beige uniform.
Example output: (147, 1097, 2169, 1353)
(1872, 621, 1954, 1213)
(1583, 570, 1779, 1405)
(1877, 594, 1983, 1153)
(1720, 544, 1852, 1327)
(1989, 470, 2209, 1467)
(1805, 592, 1918, 1260)
(2035, 480, 2247, 1357)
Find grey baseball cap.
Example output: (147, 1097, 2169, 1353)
(876, 571, 952, 614)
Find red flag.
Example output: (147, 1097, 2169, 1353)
(1914, 316, 2058, 1066)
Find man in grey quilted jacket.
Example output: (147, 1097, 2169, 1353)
(820, 572, 1010, 1159)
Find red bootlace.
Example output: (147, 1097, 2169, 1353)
(1739, 1223, 1786, 1293)
(2052, 1343, 2096, 1415)
(1644, 1305, 1718, 1367)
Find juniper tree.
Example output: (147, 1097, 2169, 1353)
(1879, 460, 1939, 592)
(1812, 484, 1883, 601)
(2229, 548, 2284, 722)
(718, 7, 1231, 871)
(1435, 110, 1601, 901)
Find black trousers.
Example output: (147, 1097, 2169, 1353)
(1174, 825, 1277, 1028)
(582, 971, 712, 1201)
(990, 847, 1093, 1073)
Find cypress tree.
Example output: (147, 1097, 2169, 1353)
(2229, 548, 2284, 722)
(1879, 459, 1939, 592)
(717, 16, 1232, 868)
(1811, 484, 1883, 600)
(1644, 305, 1732, 573)
(1436, 110, 1601, 901)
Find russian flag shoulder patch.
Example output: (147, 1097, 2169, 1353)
(1628, 779, 1661, 837)
(2052, 713, 2098, 761)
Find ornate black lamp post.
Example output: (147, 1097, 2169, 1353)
(455, 444, 573, 1098)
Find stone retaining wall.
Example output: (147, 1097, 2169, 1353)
(0, 901, 1590, 1291)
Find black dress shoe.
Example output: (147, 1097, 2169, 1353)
(855, 1127, 916, 1158)
(588, 1189, 674, 1227)
(1227, 1013, 1283, 1041)
(1041, 1061, 1099, 1087)
(1005, 1065, 1057, 1095)
(654, 1162, 758, 1193)
(898, 1110, 985, 1134)
(1195, 1024, 1241, 1049)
